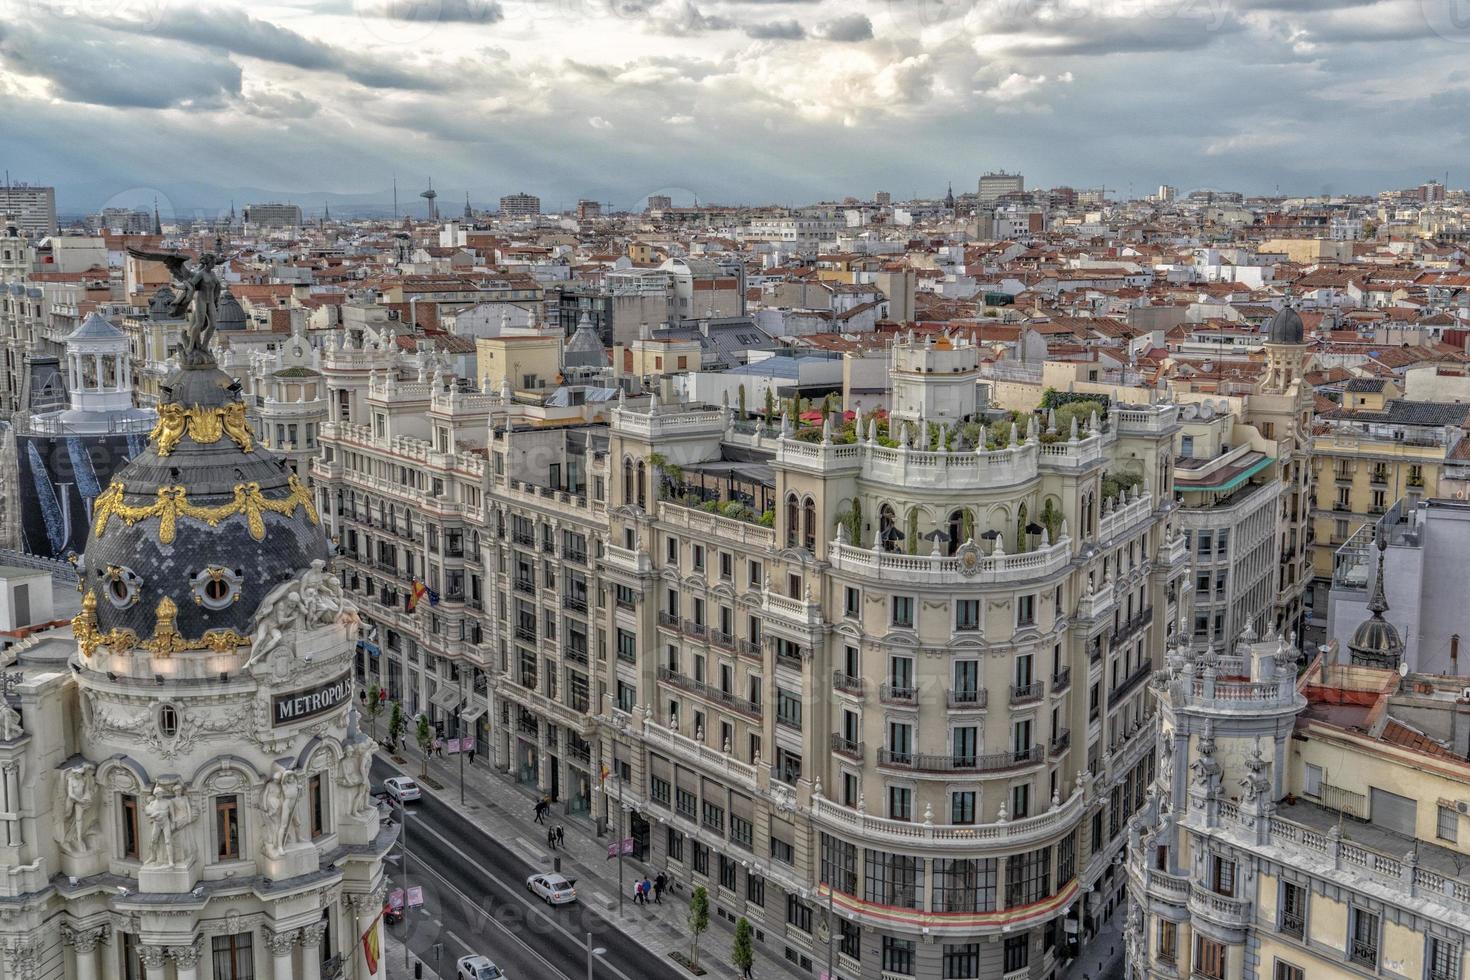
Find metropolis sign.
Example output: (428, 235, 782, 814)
(273, 671, 353, 726)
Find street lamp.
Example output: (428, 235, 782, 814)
(585, 933, 607, 980)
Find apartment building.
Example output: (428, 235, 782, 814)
(1173, 403, 1282, 645)
(317, 329, 1191, 978)
(1309, 385, 1468, 588)
(500, 192, 541, 218)
(1127, 635, 1470, 980)
(0, 182, 57, 236)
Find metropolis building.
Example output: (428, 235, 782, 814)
(0, 302, 394, 978)
(318, 328, 1189, 978)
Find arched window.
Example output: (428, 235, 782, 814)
(636, 461, 647, 510)
(1016, 502, 1028, 553)
(1083, 493, 1095, 538)
(802, 497, 816, 550)
(623, 458, 634, 504)
(879, 504, 897, 553)
(785, 493, 800, 548)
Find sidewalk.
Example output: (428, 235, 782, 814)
(382, 748, 806, 980)
(384, 931, 442, 980)
(1057, 892, 1126, 980)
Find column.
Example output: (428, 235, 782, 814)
(139, 945, 168, 980)
(265, 928, 298, 980)
(93, 353, 103, 389)
(350, 888, 386, 980)
(67, 926, 106, 980)
(168, 941, 202, 980)
(299, 923, 327, 980)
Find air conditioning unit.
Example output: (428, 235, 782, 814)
(1456, 800, 1470, 816)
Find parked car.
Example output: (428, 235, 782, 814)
(383, 776, 421, 803)
(525, 872, 577, 905)
(456, 954, 506, 980)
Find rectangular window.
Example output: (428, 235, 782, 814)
(950, 791, 976, 825)
(1438, 804, 1458, 842)
(891, 595, 914, 628)
(888, 784, 912, 822)
(730, 815, 753, 849)
(1017, 594, 1036, 626)
(1280, 880, 1306, 938)
(863, 850, 924, 910)
(882, 937, 915, 975)
(943, 943, 980, 979)
(844, 586, 861, 617)
(692, 842, 709, 876)
(211, 933, 255, 980)
(839, 920, 861, 960)
(1349, 907, 1379, 968)
(215, 795, 240, 860)
(1211, 855, 1236, 896)
(1194, 936, 1226, 980)
(1004, 847, 1051, 908)
(1273, 962, 1304, 980)
(745, 870, 764, 907)
(666, 828, 684, 863)
(786, 893, 812, 933)
(309, 773, 326, 839)
(954, 598, 980, 631)
(121, 794, 140, 860)
(1156, 920, 1176, 963)
(1428, 937, 1460, 980)
(719, 854, 737, 891)
(933, 858, 997, 912)
(1003, 935, 1029, 972)
(770, 836, 794, 865)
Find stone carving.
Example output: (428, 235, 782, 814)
(261, 765, 304, 856)
(58, 763, 99, 854)
(246, 560, 357, 671)
(64, 926, 107, 956)
(264, 929, 299, 956)
(143, 781, 194, 867)
(126, 248, 225, 365)
(0, 698, 19, 741)
(1190, 734, 1222, 798)
(1241, 743, 1272, 806)
(168, 942, 202, 969)
(340, 710, 377, 818)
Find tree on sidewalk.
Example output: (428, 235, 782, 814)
(732, 917, 753, 978)
(415, 715, 433, 777)
(387, 702, 407, 752)
(366, 683, 384, 738)
(688, 885, 710, 969)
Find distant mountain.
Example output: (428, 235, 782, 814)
(52, 177, 477, 221)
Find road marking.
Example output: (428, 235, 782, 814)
(444, 930, 474, 957)
(411, 852, 573, 980)
(408, 818, 642, 980)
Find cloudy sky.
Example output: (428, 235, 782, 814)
(0, 0, 1466, 215)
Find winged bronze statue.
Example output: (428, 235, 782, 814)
(128, 247, 224, 366)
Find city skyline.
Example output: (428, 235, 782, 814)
(0, 0, 1466, 213)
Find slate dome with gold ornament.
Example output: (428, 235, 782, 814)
(74, 305, 327, 655)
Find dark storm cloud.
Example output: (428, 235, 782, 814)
(98, 7, 450, 91)
(745, 19, 807, 38)
(816, 13, 873, 41)
(0, 20, 241, 109)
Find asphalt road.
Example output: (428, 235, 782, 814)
(371, 759, 689, 980)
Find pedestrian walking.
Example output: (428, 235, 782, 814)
(534, 799, 547, 823)
(547, 827, 556, 850)
(555, 825, 565, 847)
(467, 747, 476, 765)
(653, 872, 666, 904)
(641, 877, 652, 907)
(632, 881, 643, 905)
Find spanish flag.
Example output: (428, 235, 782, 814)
(408, 580, 439, 612)
(362, 914, 381, 974)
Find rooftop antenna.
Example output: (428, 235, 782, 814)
(420, 177, 438, 220)
(392, 175, 398, 224)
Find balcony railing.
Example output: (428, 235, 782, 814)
(830, 734, 865, 761)
(513, 578, 536, 596)
(1010, 680, 1044, 704)
(833, 671, 864, 695)
(880, 683, 917, 705)
(1052, 667, 1071, 693)
(878, 746, 1041, 773)
(1280, 911, 1303, 939)
(947, 688, 987, 709)
(1349, 940, 1377, 969)
(514, 624, 537, 643)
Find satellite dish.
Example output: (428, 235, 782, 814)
(1199, 402, 1215, 419)
(1398, 661, 1409, 678)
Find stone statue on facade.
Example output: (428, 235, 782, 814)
(126, 248, 226, 366)
(1190, 734, 1222, 798)
(245, 560, 357, 670)
(143, 782, 193, 866)
(58, 764, 98, 853)
(261, 766, 304, 855)
(0, 698, 19, 741)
